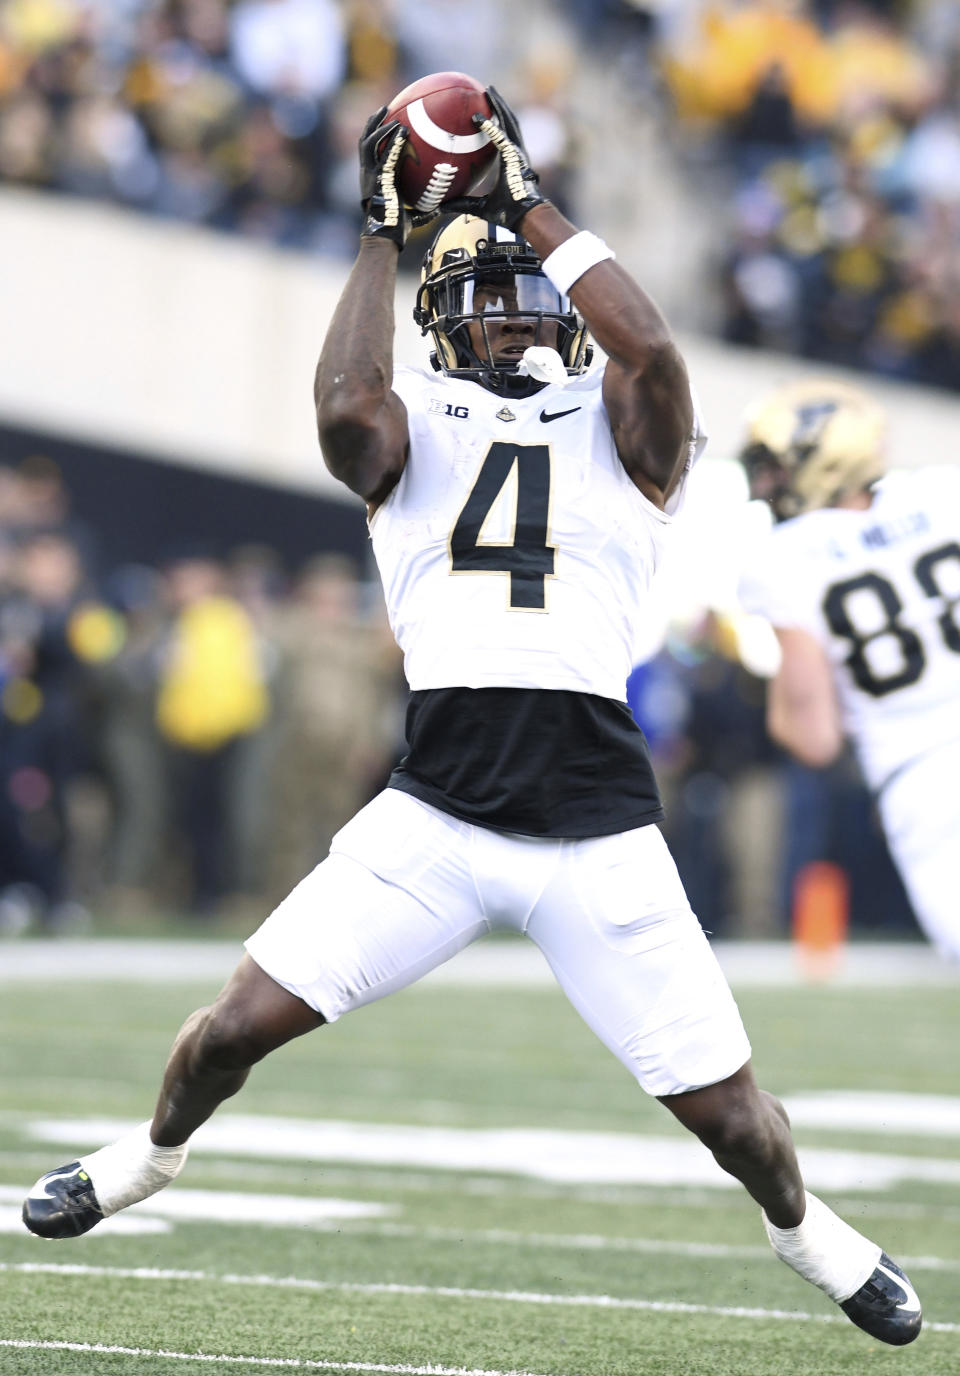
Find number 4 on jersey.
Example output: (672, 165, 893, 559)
(450, 442, 556, 610)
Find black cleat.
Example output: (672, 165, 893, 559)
(839, 1252, 922, 1345)
(22, 1161, 105, 1239)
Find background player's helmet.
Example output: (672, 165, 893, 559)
(739, 378, 887, 522)
(414, 215, 591, 398)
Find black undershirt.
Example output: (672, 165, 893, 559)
(388, 687, 664, 838)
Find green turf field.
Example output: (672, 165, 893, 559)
(1, 945, 959, 1375)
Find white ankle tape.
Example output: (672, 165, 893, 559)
(763, 1191, 880, 1303)
(541, 231, 614, 296)
(80, 1120, 188, 1217)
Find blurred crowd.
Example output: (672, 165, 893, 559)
(655, 0, 960, 391)
(0, 450, 918, 943)
(0, 0, 578, 256)
(0, 0, 957, 384)
(0, 453, 404, 933)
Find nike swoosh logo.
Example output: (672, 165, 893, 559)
(539, 407, 581, 423)
(28, 1165, 82, 1199)
(876, 1262, 921, 1314)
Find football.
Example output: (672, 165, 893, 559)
(384, 71, 496, 214)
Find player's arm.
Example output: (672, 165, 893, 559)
(314, 112, 413, 511)
(767, 626, 844, 768)
(524, 205, 693, 508)
(315, 239, 409, 509)
(449, 88, 693, 509)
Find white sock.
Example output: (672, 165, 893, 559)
(79, 1121, 188, 1217)
(763, 1191, 880, 1303)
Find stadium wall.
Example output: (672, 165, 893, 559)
(0, 421, 370, 572)
(3, 186, 959, 512)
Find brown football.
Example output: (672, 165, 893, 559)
(384, 71, 496, 214)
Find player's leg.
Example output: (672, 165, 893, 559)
(658, 1061, 802, 1222)
(22, 955, 321, 1238)
(656, 1062, 919, 1343)
(150, 953, 323, 1148)
(23, 790, 487, 1239)
(878, 748, 960, 961)
(525, 822, 921, 1346)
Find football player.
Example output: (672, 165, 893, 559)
(23, 90, 920, 1346)
(739, 377, 960, 963)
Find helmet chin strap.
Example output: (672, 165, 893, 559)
(517, 347, 569, 387)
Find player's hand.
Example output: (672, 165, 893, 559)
(359, 108, 438, 248)
(359, 107, 409, 247)
(445, 86, 548, 231)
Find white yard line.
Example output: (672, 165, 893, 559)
(3, 1202, 959, 1273)
(263, 1220, 960, 1275)
(0, 1343, 553, 1376)
(10, 1145, 960, 1220)
(0, 938, 957, 987)
(24, 1112, 960, 1192)
(3, 1263, 959, 1336)
(783, 1090, 960, 1136)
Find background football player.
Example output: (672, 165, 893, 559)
(739, 377, 960, 965)
(24, 89, 920, 1347)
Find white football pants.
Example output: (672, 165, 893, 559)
(878, 739, 960, 963)
(245, 788, 751, 1097)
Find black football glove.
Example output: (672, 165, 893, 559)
(359, 107, 408, 247)
(358, 107, 439, 248)
(446, 86, 548, 231)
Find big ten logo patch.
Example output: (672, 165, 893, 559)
(428, 399, 470, 419)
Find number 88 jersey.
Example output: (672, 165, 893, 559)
(739, 465, 960, 792)
(372, 364, 685, 703)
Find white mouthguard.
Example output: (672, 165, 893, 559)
(517, 347, 569, 386)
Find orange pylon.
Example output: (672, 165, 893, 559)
(792, 861, 849, 980)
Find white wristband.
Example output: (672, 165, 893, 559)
(541, 231, 615, 296)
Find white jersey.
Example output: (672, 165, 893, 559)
(372, 363, 701, 701)
(739, 466, 960, 792)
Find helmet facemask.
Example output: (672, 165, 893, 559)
(740, 440, 802, 522)
(415, 219, 591, 398)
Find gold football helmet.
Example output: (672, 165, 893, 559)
(414, 215, 590, 398)
(739, 378, 887, 521)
